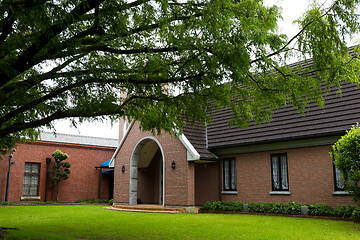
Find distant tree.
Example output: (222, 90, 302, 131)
(48, 149, 71, 202)
(331, 123, 360, 204)
(1, 0, 360, 153)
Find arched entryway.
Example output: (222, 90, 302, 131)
(129, 137, 165, 206)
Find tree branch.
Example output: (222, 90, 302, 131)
(250, 0, 340, 64)
(0, 54, 85, 96)
(0, 0, 106, 88)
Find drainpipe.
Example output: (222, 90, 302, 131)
(219, 159, 222, 201)
(95, 167, 102, 200)
(45, 158, 52, 202)
(99, 169, 102, 200)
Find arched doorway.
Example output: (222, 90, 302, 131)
(129, 137, 164, 206)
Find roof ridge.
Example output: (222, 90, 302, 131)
(41, 131, 117, 141)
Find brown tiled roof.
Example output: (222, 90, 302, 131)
(182, 121, 217, 160)
(182, 46, 360, 156)
(182, 82, 360, 156)
(207, 82, 360, 149)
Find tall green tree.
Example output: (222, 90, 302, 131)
(48, 149, 71, 202)
(1, 0, 360, 153)
(331, 123, 360, 204)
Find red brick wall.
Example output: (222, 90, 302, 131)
(114, 122, 195, 207)
(220, 145, 353, 207)
(0, 141, 115, 202)
(195, 162, 220, 205)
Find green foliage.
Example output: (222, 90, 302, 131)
(331, 123, 360, 204)
(74, 199, 111, 204)
(49, 149, 71, 202)
(334, 205, 356, 218)
(248, 201, 302, 215)
(351, 206, 360, 219)
(1, 1, 360, 152)
(52, 150, 70, 162)
(281, 201, 303, 215)
(200, 201, 302, 215)
(308, 203, 334, 216)
(199, 201, 243, 212)
(0, 201, 59, 205)
(200, 201, 356, 218)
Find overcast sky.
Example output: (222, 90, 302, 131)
(48, 0, 350, 140)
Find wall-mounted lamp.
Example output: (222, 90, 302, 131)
(122, 165, 125, 173)
(171, 160, 176, 170)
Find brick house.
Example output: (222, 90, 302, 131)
(110, 82, 359, 212)
(0, 132, 117, 203)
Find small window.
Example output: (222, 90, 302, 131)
(23, 163, 41, 196)
(223, 158, 236, 191)
(333, 164, 346, 191)
(271, 154, 289, 191)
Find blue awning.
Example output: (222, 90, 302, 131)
(101, 169, 114, 175)
(100, 159, 111, 168)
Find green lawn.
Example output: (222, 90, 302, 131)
(0, 205, 360, 239)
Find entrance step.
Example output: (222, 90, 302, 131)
(105, 204, 186, 213)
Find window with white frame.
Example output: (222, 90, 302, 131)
(271, 154, 289, 191)
(223, 158, 236, 191)
(22, 162, 40, 196)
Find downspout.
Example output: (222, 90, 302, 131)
(99, 169, 102, 200)
(95, 167, 102, 200)
(45, 158, 52, 202)
(219, 159, 222, 201)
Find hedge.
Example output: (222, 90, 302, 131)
(200, 201, 359, 219)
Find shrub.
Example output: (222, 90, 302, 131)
(282, 201, 302, 215)
(351, 206, 360, 219)
(248, 202, 301, 215)
(200, 201, 354, 218)
(199, 201, 243, 212)
(248, 202, 278, 213)
(308, 203, 334, 216)
(333, 205, 356, 218)
(74, 199, 110, 204)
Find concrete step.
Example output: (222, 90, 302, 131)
(104, 204, 186, 213)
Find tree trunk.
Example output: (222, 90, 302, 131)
(56, 181, 59, 202)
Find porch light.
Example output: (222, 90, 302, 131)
(171, 160, 176, 170)
(122, 165, 125, 173)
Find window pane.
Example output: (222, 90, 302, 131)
(224, 159, 230, 190)
(271, 156, 280, 190)
(230, 159, 236, 190)
(280, 155, 289, 190)
(24, 175, 31, 184)
(335, 167, 345, 190)
(31, 175, 39, 185)
(32, 164, 40, 173)
(30, 186, 38, 196)
(24, 163, 32, 173)
(23, 185, 30, 195)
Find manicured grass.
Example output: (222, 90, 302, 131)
(0, 205, 360, 239)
